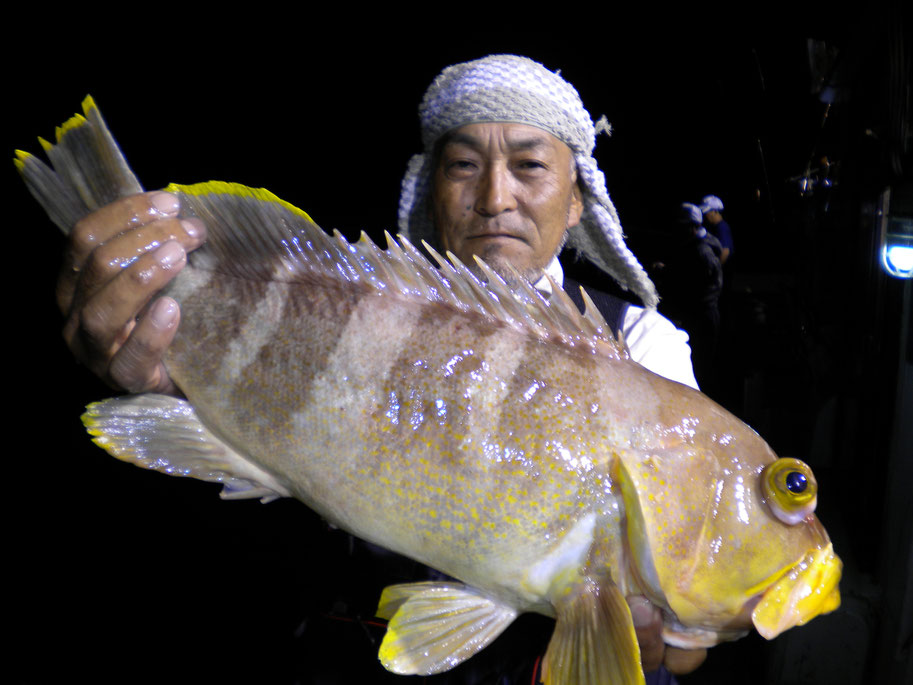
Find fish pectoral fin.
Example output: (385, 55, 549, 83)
(542, 576, 646, 685)
(376, 581, 518, 675)
(83, 394, 291, 502)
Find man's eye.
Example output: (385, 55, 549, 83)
(517, 160, 547, 171)
(446, 160, 476, 173)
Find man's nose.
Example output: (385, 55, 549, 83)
(474, 165, 517, 216)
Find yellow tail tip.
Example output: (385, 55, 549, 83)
(81, 94, 97, 116)
(12, 150, 31, 173)
(55, 113, 89, 142)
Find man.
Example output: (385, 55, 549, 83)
(55, 54, 705, 679)
(699, 194, 734, 266)
(398, 55, 697, 390)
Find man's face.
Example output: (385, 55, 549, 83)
(703, 209, 722, 226)
(431, 123, 583, 284)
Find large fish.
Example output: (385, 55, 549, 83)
(18, 98, 841, 685)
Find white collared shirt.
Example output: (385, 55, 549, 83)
(534, 257, 699, 390)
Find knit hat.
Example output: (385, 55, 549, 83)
(679, 202, 703, 225)
(700, 195, 725, 213)
(397, 54, 658, 308)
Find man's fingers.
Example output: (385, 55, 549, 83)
(57, 192, 205, 314)
(59, 192, 180, 310)
(70, 191, 181, 268)
(108, 297, 181, 394)
(627, 595, 664, 673)
(626, 595, 708, 676)
(55, 188, 206, 396)
(664, 646, 708, 675)
(68, 239, 187, 353)
(62, 240, 190, 393)
(60, 215, 203, 315)
(78, 230, 191, 312)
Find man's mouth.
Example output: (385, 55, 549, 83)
(466, 230, 527, 243)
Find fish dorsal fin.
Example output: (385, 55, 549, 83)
(16, 97, 627, 359)
(168, 180, 627, 358)
(375, 581, 518, 675)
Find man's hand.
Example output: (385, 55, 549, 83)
(628, 595, 708, 675)
(58, 191, 206, 394)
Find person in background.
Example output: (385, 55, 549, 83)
(700, 194, 734, 267)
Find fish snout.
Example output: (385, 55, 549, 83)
(750, 542, 842, 639)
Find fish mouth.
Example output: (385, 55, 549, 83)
(750, 542, 842, 639)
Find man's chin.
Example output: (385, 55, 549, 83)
(466, 254, 543, 290)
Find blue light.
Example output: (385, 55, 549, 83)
(879, 206, 913, 279)
(882, 244, 913, 279)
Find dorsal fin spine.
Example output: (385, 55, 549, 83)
(20, 98, 628, 363)
(397, 236, 459, 308)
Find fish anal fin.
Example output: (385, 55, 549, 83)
(376, 581, 517, 675)
(542, 577, 646, 685)
(82, 394, 290, 502)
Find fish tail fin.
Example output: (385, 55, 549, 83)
(83, 394, 290, 502)
(14, 95, 143, 234)
(542, 577, 646, 685)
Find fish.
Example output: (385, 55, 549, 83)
(17, 97, 841, 685)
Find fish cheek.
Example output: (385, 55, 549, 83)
(617, 441, 757, 626)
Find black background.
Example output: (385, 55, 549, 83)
(7, 7, 911, 684)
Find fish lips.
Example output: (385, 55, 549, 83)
(750, 541, 842, 639)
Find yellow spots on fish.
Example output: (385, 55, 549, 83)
(640, 454, 662, 471)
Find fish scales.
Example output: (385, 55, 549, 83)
(18, 98, 842, 685)
(170, 258, 633, 608)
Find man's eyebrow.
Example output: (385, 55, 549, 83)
(443, 130, 553, 153)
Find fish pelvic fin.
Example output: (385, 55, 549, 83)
(376, 581, 517, 675)
(83, 394, 290, 502)
(15, 95, 143, 234)
(542, 576, 646, 685)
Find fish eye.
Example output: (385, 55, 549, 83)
(785, 471, 807, 493)
(761, 458, 817, 525)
